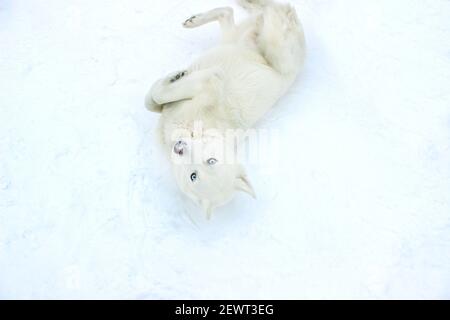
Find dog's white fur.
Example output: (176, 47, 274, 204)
(145, 0, 305, 218)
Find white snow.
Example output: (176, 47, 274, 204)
(1, 0, 450, 299)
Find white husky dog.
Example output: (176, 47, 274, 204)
(145, 0, 305, 218)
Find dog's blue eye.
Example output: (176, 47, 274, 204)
(207, 158, 218, 165)
(190, 172, 197, 182)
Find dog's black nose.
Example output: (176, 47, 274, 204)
(173, 140, 187, 156)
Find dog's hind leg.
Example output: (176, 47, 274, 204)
(237, 0, 273, 12)
(183, 7, 236, 42)
(239, 1, 306, 77)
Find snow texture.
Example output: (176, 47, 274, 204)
(1, 0, 450, 299)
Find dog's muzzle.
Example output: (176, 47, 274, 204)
(173, 140, 187, 156)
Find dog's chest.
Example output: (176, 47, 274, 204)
(195, 46, 286, 124)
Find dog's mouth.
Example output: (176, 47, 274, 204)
(173, 140, 187, 156)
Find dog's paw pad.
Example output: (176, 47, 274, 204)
(183, 15, 199, 28)
(169, 70, 188, 83)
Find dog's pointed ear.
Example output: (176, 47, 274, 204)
(235, 173, 256, 199)
(201, 200, 213, 220)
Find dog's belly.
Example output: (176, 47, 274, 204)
(190, 45, 287, 126)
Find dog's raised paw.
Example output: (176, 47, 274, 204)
(183, 15, 199, 28)
(169, 70, 188, 83)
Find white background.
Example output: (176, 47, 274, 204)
(1, 0, 449, 299)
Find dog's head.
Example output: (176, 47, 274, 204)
(170, 133, 255, 218)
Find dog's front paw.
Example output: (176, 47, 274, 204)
(168, 70, 188, 83)
(145, 90, 162, 113)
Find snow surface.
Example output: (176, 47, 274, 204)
(1, 0, 450, 299)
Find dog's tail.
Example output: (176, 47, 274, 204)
(237, 0, 273, 12)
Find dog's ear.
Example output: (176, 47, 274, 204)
(235, 173, 256, 199)
(201, 200, 213, 220)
